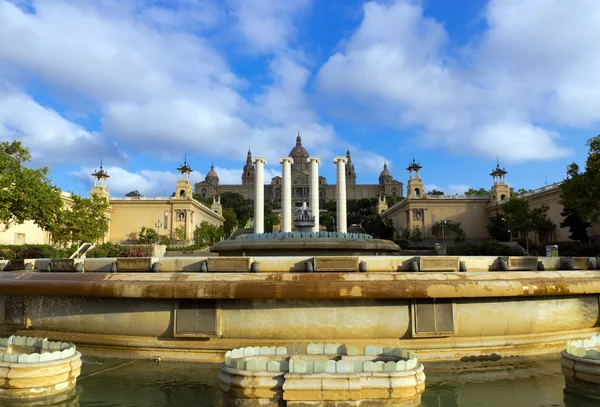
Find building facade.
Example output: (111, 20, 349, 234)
(194, 134, 404, 208)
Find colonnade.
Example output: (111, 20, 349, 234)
(253, 156, 348, 234)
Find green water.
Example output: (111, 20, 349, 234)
(17, 354, 597, 407)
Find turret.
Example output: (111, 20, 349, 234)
(406, 159, 424, 199)
(90, 160, 110, 201)
(490, 159, 510, 204)
(346, 149, 357, 186)
(175, 156, 193, 199)
(242, 149, 255, 184)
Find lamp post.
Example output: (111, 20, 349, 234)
(332, 217, 335, 232)
(441, 218, 446, 244)
(154, 219, 162, 244)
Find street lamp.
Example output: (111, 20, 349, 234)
(154, 219, 162, 244)
(441, 218, 447, 244)
(332, 217, 336, 232)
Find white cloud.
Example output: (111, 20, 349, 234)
(0, 87, 123, 165)
(316, 0, 588, 162)
(227, 0, 311, 54)
(71, 165, 207, 197)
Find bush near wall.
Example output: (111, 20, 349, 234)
(86, 243, 153, 258)
(531, 242, 600, 257)
(0, 245, 72, 260)
(447, 241, 522, 256)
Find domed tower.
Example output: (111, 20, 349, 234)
(175, 156, 193, 199)
(346, 149, 357, 186)
(379, 162, 393, 186)
(289, 132, 309, 171)
(242, 149, 255, 185)
(90, 159, 110, 201)
(406, 159, 424, 199)
(205, 163, 219, 187)
(490, 159, 510, 204)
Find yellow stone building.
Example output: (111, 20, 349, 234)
(0, 161, 224, 246)
(380, 160, 600, 244)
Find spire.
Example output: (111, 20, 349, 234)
(246, 149, 252, 165)
(384, 161, 387, 170)
(296, 131, 301, 146)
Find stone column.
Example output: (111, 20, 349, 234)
(253, 157, 267, 234)
(333, 156, 348, 234)
(280, 157, 294, 233)
(307, 157, 321, 233)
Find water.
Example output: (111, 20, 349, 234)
(16, 354, 598, 407)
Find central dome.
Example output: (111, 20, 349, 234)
(289, 133, 309, 160)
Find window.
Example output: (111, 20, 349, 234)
(414, 188, 421, 197)
(180, 190, 186, 198)
(412, 299, 455, 337)
(175, 299, 219, 337)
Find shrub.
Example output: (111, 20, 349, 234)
(166, 242, 208, 252)
(0, 245, 72, 259)
(86, 243, 153, 258)
(447, 241, 522, 256)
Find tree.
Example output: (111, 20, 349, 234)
(386, 195, 403, 207)
(362, 214, 394, 239)
(409, 225, 423, 242)
(560, 207, 591, 243)
(220, 192, 254, 228)
(561, 135, 600, 223)
(431, 220, 465, 242)
(427, 189, 444, 196)
(174, 225, 186, 241)
(465, 188, 488, 196)
(222, 207, 238, 237)
(496, 196, 554, 250)
(0, 141, 63, 231)
(50, 195, 109, 247)
(194, 221, 224, 244)
(138, 226, 159, 244)
(487, 215, 510, 241)
(125, 190, 142, 197)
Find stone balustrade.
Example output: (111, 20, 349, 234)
(220, 343, 425, 406)
(0, 335, 81, 400)
(236, 232, 374, 240)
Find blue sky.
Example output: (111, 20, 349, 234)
(0, 0, 598, 197)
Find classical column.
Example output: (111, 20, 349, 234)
(333, 156, 348, 234)
(280, 157, 294, 233)
(253, 157, 267, 234)
(307, 156, 321, 232)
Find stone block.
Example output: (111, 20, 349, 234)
(256, 360, 267, 372)
(294, 361, 307, 374)
(269, 346, 277, 355)
(297, 343, 307, 355)
(6, 259, 25, 271)
(374, 361, 385, 371)
(365, 346, 378, 356)
(324, 343, 343, 355)
(28, 353, 41, 363)
(61, 348, 72, 359)
(406, 358, 418, 370)
(383, 346, 395, 355)
(259, 346, 271, 355)
(577, 348, 587, 357)
(307, 343, 324, 355)
(60, 341, 70, 350)
(26, 337, 35, 346)
(17, 354, 28, 364)
(39, 353, 52, 363)
(50, 259, 76, 272)
(253, 346, 261, 355)
(384, 361, 396, 372)
(4, 354, 17, 363)
(116, 258, 153, 272)
(346, 346, 360, 356)
(244, 347, 255, 357)
(267, 361, 280, 372)
(326, 360, 336, 374)
(285, 343, 295, 355)
(207, 257, 252, 272)
(363, 361, 375, 372)
(314, 360, 327, 373)
(225, 351, 231, 365)
(336, 360, 350, 374)
(419, 256, 460, 272)
(408, 351, 417, 360)
(583, 339, 596, 348)
(313, 257, 359, 272)
(396, 360, 407, 371)
(572, 257, 591, 270)
(353, 361, 363, 373)
(587, 349, 599, 360)
(507, 257, 538, 271)
(306, 360, 315, 373)
(84, 258, 116, 272)
(376, 346, 384, 355)
(51, 351, 62, 361)
(232, 348, 243, 359)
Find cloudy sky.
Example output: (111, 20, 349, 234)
(1, 0, 598, 197)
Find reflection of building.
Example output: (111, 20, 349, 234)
(380, 161, 600, 243)
(0, 160, 224, 245)
(194, 134, 404, 207)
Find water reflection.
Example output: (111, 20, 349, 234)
(0, 390, 79, 407)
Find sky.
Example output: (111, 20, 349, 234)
(1, 0, 598, 197)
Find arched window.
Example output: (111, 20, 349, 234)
(414, 188, 420, 197)
(180, 190, 186, 198)
(500, 194, 506, 200)
(392, 188, 397, 197)
(201, 188, 207, 198)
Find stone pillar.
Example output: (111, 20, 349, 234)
(307, 157, 321, 233)
(333, 156, 348, 234)
(280, 157, 294, 233)
(253, 157, 267, 234)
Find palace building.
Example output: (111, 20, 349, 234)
(194, 134, 404, 208)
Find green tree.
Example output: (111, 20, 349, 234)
(220, 192, 254, 228)
(431, 220, 465, 242)
(561, 135, 600, 223)
(464, 188, 488, 196)
(560, 207, 591, 243)
(427, 189, 444, 196)
(194, 221, 224, 244)
(138, 226, 159, 244)
(50, 195, 109, 247)
(222, 207, 238, 237)
(125, 190, 142, 197)
(409, 225, 423, 242)
(496, 196, 554, 250)
(386, 195, 403, 207)
(174, 225, 186, 241)
(487, 215, 510, 241)
(0, 141, 63, 231)
(362, 214, 394, 239)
